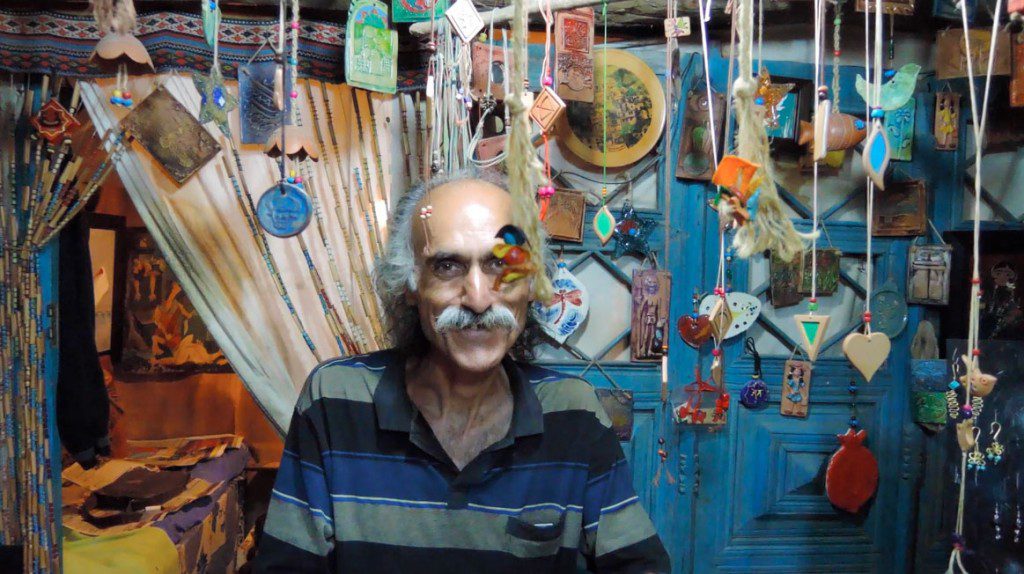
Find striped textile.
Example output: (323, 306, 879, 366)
(252, 350, 669, 573)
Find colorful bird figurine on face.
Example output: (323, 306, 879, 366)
(492, 225, 538, 290)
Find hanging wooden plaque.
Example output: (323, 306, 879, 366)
(471, 42, 510, 101)
(798, 248, 841, 296)
(933, 92, 960, 150)
(935, 28, 1012, 80)
(346, 0, 398, 94)
(542, 188, 586, 242)
(1012, 32, 1024, 108)
(392, 0, 447, 23)
(883, 99, 915, 162)
(664, 16, 691, 37)
(120, 84, 221, 185)
(555, 8, 595, 103)
(676, 90, 726, 180)
(907, 244, 952, 305)
(631, 269, 672, 361)
(780, 359, 812, 418)
(770, 250, 804, 308)
(872, 179, 926, 236)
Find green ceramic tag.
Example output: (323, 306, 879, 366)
(346, 0, 398, 94)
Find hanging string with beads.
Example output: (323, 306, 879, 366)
(808, 0, 826, 316)
(537, 0, 556, 217)
(860, 0, 882, 335)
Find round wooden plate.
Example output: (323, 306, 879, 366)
(557, 48, 666, 168)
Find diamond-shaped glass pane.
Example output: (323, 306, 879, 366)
(748, 253, 867, 358)
(962, 151, 1024, 223)
(773, 154, 869, 224)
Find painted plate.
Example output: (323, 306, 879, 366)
(558, 48, 666, 168)
(257, 181, 312, 238)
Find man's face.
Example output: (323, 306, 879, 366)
(408, 180, 532, 373)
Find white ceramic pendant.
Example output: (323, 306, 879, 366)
(699, 292, 761, 340)
(532, 262, 589, 344)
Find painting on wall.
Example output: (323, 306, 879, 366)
(117, 229, 231, 379)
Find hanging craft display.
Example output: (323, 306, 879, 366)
(883, 99, 915, 161)
(664, 16, 691, 37)
(706, 295, 734, 344)
(861, 114, 891, 190)
(843, 331, 891, 382)
(677, 290, 712, 348)
(532, 261, 589, 344)
(1013, 32, 1024, 107)
(194, 67, 238, 138)
(825, 429, 880, 513)
(554, 8, 595, 103)
(673, 364, 729, 425)
(560, 48, 666, 168)
(392, 0, 448, 23)
(798, 112, 866, 153)
(712, 155, 763, 229)
(345, 0, 398, 94)
(239, 62, 293, 145)
(872, 179, 926, 236)
(755, 68, 796, 130)
(530, 86, 567, 133)
(202, 0, 221, 46)
(492, 225, 538, 288)
(675, 90, 725, 180)
(907, 244, 952, 305)
(30, 98, 81, 145)
(445, 0, 485, 43)
(120, 84, 222, 184)
(631, 268, 672, 361)
(780, 359, 812, 418)
(593, 199, 616, 245)
(798, 248, 841, 295)
(612, 201, 656, 259)
(855, 63, 921, 111)
(471, 41, 510, 100)
(698, 292, 760, 340)
(541, 188, 586, 242)
(770, 250, 804, 308)
(935, 28, 1011, 79)
(794, 314, 831, 362)
(933, 91, 960, 150)
(740, 338, 769, 409)
(256, 181, 313, 238)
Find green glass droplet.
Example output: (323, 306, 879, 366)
(593, 205, 616, 245)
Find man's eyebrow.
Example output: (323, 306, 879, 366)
(425, 251, 467, 263)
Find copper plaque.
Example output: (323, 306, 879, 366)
(121, 84, 222, 184)
(935, 28, 1011, 80)
(542, 188, 586, 242)
(873, 180, 927, 237)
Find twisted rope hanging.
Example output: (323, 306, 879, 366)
(506, 0, 553, 301)
(729, 0, 810, 260)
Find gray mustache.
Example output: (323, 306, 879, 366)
(435, 305, 518, 333)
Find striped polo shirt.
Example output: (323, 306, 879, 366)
(253, 350, 669, 573)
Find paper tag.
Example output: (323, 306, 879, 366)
(664, 16, 691, 38)
(445, 0, 485, 43)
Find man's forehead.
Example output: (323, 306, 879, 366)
(411, 179, 512, 252)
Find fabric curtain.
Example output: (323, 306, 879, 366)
(79, 75, 418, 433)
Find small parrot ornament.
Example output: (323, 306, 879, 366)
(492, 225, 538, 289)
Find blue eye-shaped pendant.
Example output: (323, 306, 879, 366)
(740, 377, 769, 409)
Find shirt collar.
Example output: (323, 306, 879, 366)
(374, 351, 544, 438)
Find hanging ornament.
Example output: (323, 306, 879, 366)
(631, 268, 672, 361)
(612, 201, 656, 259)
(677, 291, 712, 348)
(740, 337, 769, 409)
(755, 68, 796, 129)
(593, 187, 616, 245)
(799, 112, 866, 154)
(825, 429, 880, 513)
(90, 0, 153, 108)
(257, 180, 313, 238)
(861, 113, 891, 190)
(264, 125, 320, 162)
(201, 0, 221, 46)
(711, 155, 763, 229)
(843, 331, 890, 383)
(855, 63, 921, 111)
(346, 0, 399, 94)
(30, 99, 80, 145)
(533, 260, 589, 344)
(673, 364, 728, 426)
(699, 291, 761, 341)
(780, 359, 812, 418)
(933, 91, 961, 150)
(492, 225, 539, 288)
(193, 67, 238, 138)
(868, 278, 908, 338)
(794, 314, 830, 362)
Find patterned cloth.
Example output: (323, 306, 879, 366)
(0, 10, 426, 88)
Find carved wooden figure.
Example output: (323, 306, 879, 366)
(631, 269, 672, 361)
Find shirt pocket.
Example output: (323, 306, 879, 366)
(505, 508, 567, 558)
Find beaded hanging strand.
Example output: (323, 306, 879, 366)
(592, 0, 617, 245)
(537, 0, 556, 217)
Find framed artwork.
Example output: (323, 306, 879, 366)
(86, 214, 127, 357)
(943, 230, 1024, 342)
(117, 229, 231, 380)
(630, 269, 671, 361)
(907, 244, 952, 305)
(935, 28, 1011, 80)
(873, 179, 926, 236)
(770, 250, 803, 308)
(238, 62, 292, 145)
(798, 248, 842, 296)
(766, 77, 812, 156)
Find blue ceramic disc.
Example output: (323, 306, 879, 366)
(257, 181, 312, 238)
(740, 378, 769, 409)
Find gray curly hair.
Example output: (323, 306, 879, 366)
(373, 169, 551, 360)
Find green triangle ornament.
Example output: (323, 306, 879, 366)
(794, 314, 830, 362)
(594, 204, 616, 245)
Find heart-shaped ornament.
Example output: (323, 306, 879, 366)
(699, 292, 762, 340)
(842, 331, 891, 382)
(677, 314, 712, 348)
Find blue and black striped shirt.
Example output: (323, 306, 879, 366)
(253, 350, 669, 573)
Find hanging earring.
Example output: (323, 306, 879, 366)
(995, 502, 1002, 541)
(1014, 473, 1022, 544)
(967, 426, 986, 473)
(986, 420, 1004, 465)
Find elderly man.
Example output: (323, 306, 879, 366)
(253, 171, 669, 573)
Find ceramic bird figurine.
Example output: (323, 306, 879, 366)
(798, 113, 867, 152)
(855, 63, 921, 111)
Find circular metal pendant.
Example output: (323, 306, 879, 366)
(740, 378, 769, 409)
(257, 181, 312, 238)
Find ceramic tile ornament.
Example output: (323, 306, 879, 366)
(855, 63, 921, 111)
(555, 8, 595, 103)
(201, 0, 221, 46)
(843, 331, 891, 382)
(593, 204, 616, 245)
(471, 42, 510, 100)
(392, 0, 448, 23)
(239, 62, 293, 145)
(798, 248, 841, 296)
(699, 292, 761, 340)
(780, 359, 812, 418)
(257, 181, 313, 237)
(120, 84, 222, 185)
(862, 122, 891, 190)
(542, 188, 586, 242)
(631, 269, 672, 361)
(907, 244, 952, 305)
(794, 314, 831, 361)
(934, 92, 960, 150)
(193, 67, 237, 138)
(612, 201, 656, 259)
(755, 68, 795, 129)
(883, 100, 915, 162)
(532, 261, 589, 344)
(935, 29, 1011, 80)
(346, 0, 398, 94)
(530, 86, 566, 133)
(770, 250, 804, 308)
(31, 99, 80, 145)
(663, 16, 691, 38)
(675, 90, 725, 180)
(872, 179, 926, 236)
(445, 0, 485, 43)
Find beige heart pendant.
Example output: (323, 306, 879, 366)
(842, 331, 891, 382)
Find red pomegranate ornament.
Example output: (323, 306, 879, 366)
(825, 429, 879, 513)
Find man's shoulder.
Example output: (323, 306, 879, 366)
(518, 363, 612, 427)
(296, 350, 396, 410)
